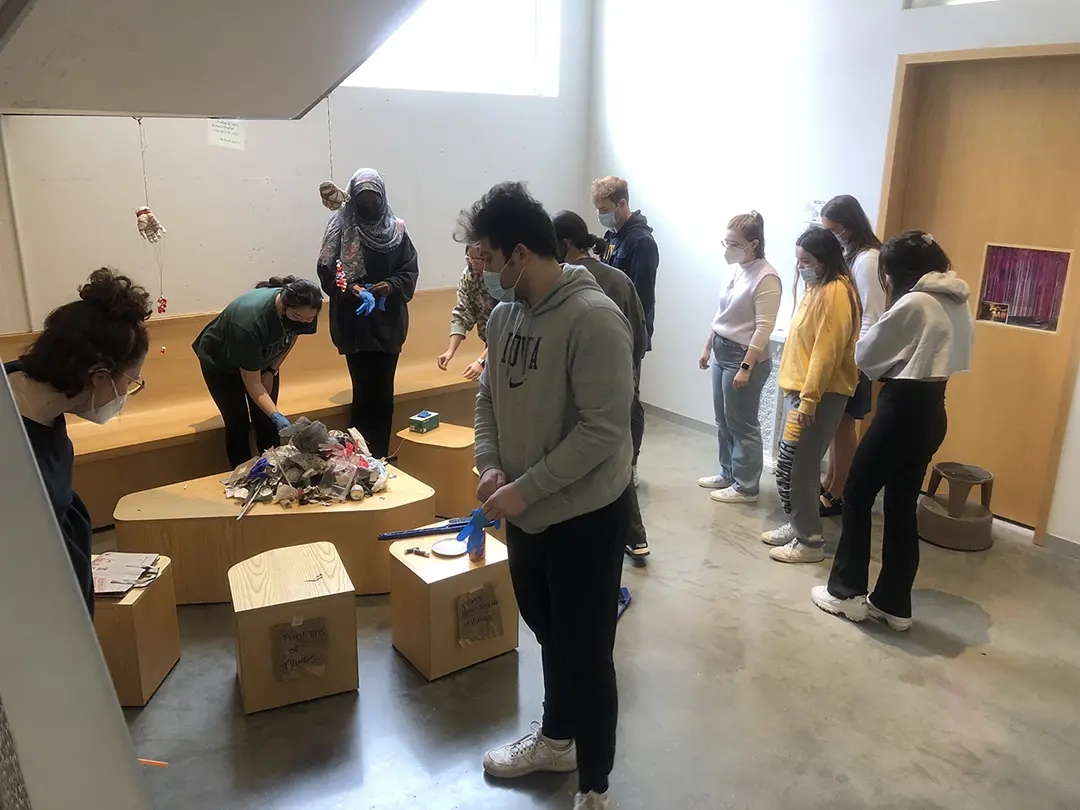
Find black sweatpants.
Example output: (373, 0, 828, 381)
(506, 488, 631, 795)
(627, 367, 647, 549)
(828, 379, 948, 618)
(345, 351, 399, 458)
(200, 361, 281, 469)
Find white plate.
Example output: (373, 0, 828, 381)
(431, 537, 468, 558)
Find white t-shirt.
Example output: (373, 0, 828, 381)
(850, 248, 887, 339)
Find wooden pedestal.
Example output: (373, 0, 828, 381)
(228, 542, 358, 714)
(93, 556, 181, 707)
(395, 423, 476, 519)
(389, 531, 518, 681)
(114, 466, 435, 603)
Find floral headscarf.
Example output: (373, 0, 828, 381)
(319, 168, 406, 283)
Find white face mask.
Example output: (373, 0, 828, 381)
(724, 245, 746, 265)
(598, 211, 618, 230)
(75, 379, 127, 425)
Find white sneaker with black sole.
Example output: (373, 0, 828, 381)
(710, 486, 758, 504)
(483, 722, 577, 778)
(769, 537, 826, 564)
(761, 523, 798, 546)
(867, 597, 913, 631)
(811, 585, 868, 622)
(697, 474, 732, 490)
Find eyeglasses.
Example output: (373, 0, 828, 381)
(721, 240, 745, 249)
(124, 376, 146, 397)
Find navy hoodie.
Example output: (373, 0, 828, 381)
(601, 211, 659, 350)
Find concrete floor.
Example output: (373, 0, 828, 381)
(111, 415, 1080, 809)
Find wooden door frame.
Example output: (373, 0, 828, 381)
(876, 43, 1080, 546)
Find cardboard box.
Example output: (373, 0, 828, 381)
(93, 555, 181, 707)
(389, 530, 518, 680)
(228, 542, 358, 714)
(396, 423, 477, 519)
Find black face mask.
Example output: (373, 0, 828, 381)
(356, 204, 381, 223)
(282, 316, 315, 334)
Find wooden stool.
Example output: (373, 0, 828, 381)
(389, 528, 518, 680)
(93, 555, 180, 707)
(395, 423, 476, 519)
(114, 466, 435, 603)
(472, 466, 507, 543)
(228, 542, 358, 714)
(918, 462, 995, 551)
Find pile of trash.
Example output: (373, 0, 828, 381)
(223, 417, 388, 509)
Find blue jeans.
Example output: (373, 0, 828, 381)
(710, 335, 770, 495)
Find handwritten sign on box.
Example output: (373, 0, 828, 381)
(270, 617, 328, 681)
(457, 583, 503, 647)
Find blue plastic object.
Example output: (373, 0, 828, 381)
(456, 508, 499, 559)
(355, 290, 376, 316)
(364, 284, 387, 311)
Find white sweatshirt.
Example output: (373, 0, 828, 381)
(851, 248, 887, 339)
(856, 271, 975, 381)
(711, 258, 782, 352)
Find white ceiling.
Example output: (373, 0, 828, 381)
(0, 0, 424, 118)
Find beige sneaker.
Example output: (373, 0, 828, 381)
(483, 722, 577, 778)
(698, 474, 732, 489)
(769, 537, 826, 564)
(574, 791, 611, 809)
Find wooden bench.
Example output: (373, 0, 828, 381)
(113, 466, 436, 603)
(0, 288, 481, 527)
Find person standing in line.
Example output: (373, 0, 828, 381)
(553, 209, 650, 561)
(464, 183, 633, 810)
(697, 211, 781, 504)
(763, 227, 860, 564)
(437, 242, 495, 381)
(317, 168, 419, 458)
(592, 175, 659, 486)
(818, 194, 886, 516)
(194, 277, 322, 468)
(812, 232, 974, 630)
(6, 269, 151, 615)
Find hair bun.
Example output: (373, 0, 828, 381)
(751, 210, 764, 225)
(78, 268, 152, 323)
(255, 275, 299, 290)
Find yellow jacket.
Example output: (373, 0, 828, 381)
(778, 277, 860, 416)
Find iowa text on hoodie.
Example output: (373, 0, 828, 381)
(474, 265, 635, 534)
(856, 270, 975, 381)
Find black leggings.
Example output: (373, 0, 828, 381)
(506, 488, 631, 795)
(345, 351, 399, 458)
(828, 379, 948, 618)
(200, 362, 281, 469)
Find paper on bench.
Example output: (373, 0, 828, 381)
(92, 552, 161, 596)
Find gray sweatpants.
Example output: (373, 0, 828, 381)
(776, 392, 848, 541)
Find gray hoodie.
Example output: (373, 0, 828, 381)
(475, 264, 634, 534)
(856, 271, 975, 381)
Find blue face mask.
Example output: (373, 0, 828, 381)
(598, 211, 618, 230)
(799, 265, 820, 286)
(484, 254, 522, 303)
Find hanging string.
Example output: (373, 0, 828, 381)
(133, 116, 167, 315)
(326, 96, 335, 179)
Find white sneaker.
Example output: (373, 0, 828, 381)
(761, 523, 798, 546)
(483, 722, 577, 778)
(632, 465, 640, 489)
(698, 474, 732, 490)
(811, 585, 868, 622)
(769, 537, 826, 564)
(574, 791, 611, 809)
(710, 485, 758, 504)
(867, 597, 913, 631)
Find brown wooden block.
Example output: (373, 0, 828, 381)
(395, 423, 477, 519)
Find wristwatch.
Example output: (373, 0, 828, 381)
(477, 356, 486, 366)
(740, 362, 751, 371)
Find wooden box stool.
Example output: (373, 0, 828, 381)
(918, 462, 995, 551)
(93, 555, 181, 707)
(389, 529, 518, 681)
(395, 423, 476, 518)
(228, 542, 359, 714)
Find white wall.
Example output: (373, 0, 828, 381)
(591, 0, 1080, 542)
(0, 0, 592, 331)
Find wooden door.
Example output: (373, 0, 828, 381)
(897, 54, 1080, 527)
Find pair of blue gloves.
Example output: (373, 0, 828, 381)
(355, 284, 388, 317)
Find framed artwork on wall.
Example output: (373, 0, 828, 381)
(976, 244, 1072, 332)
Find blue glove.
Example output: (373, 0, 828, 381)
(364, 284, 388, 311)
(355, 290, 376, 317)
(271, 412, 290, 432)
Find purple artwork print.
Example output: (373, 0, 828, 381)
(978, 245, 1071, 331)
